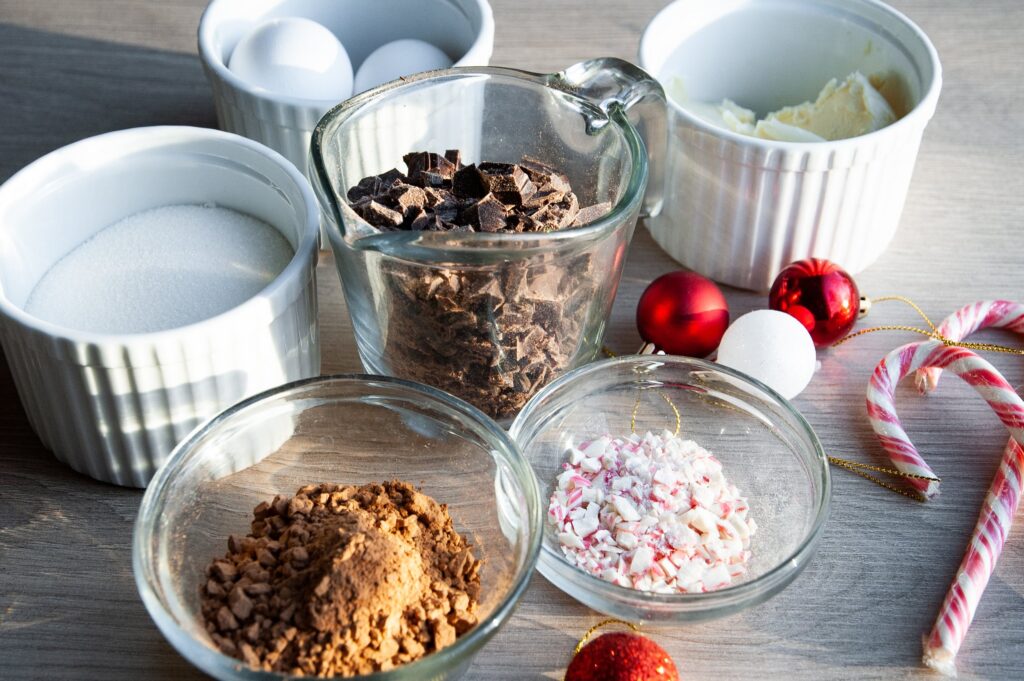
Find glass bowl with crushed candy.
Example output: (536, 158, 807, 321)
(311, 59, 666, 423)
(510, 355, 830, 623)
(133, 375, 541, 680)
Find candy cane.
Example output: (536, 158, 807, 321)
(867, 340, 1024, 676)
(904, 301, 1024, 675)
(914, 300, 1024, 394)
(923, 437, 1023, 676)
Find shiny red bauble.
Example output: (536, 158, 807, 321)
(636, 271, 729, 357)
(566, 632, 680, 681)
(769, 258, 860, 346)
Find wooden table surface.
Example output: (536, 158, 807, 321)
(1, 0, 1022, 679)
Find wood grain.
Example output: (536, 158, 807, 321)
(1, 1, 1023, 679)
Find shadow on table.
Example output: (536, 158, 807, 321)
(0, 23, 217, 183)
(0, 351, 205, 679)
(0, 23, 217, 680)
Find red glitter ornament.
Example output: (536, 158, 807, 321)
(636, 271, 729, 357)
(769, 258, 860, 347)
(566, 632, 680, 681)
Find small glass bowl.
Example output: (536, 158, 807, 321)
(509, 355, 830, 623)
(133, 375, 542, 680)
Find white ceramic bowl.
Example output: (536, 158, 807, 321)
(639, 0, 942, 291)
(0, 127, 321, 487)
(198, 0, 495, 241)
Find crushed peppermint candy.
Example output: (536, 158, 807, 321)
(548, 430, 757, 593)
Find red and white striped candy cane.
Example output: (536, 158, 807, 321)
(867, 340, 1024, 676)
(904, 300, 1024, 674)
(924, 437, 1023, 676)
(914, 300, 1024, 394)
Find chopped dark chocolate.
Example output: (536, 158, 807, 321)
(390, 184, 428, 215)
(531, 192, 579, 232)
(404, 151, 457, 185)
(460, 194, 507, 232)
(452, 164, 488, 200)
(478, 163, 534, 206)
(520, 156, 572, 195)
(346, 150, 611, 419)
(355, 199, 403, 228)
(444, 149, 462, 168)
(572, 201, 613, 226)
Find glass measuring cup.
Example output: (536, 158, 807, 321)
(311, 58, 665, 421)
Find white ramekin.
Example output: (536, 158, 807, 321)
(198, 0, 495, 242)
(0, 127, 321, 487)
(639, 0, 942, 291)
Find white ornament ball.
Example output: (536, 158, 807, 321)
(354, 39, 453, 94)
(716, 310, 817, 399)
(229, 18, 353, 101)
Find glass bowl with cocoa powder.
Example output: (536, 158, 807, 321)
(133, 375, 542, 680)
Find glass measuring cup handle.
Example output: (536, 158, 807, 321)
(549, 58, 667, 218)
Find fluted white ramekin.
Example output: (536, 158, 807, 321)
(639, 0, 941, 291)
(0, 127, 321, 487)
(198, 0, 495, 242)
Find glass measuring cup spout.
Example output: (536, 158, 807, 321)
(546, 58, 667, 219)
(309, 58, 666, 422)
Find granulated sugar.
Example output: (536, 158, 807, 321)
(25, 204, 293, 333)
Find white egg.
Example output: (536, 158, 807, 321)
(354, 39, 453, 94)
(716, 310, 817, 400)
(228, 17, 353, 101)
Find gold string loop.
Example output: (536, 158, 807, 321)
(573, 619, 639, 655)
(827, 456, 940, 502)
(604, 345, 682, 437)
(631, 391, 681, 437)
(833, 296, 1024, 356)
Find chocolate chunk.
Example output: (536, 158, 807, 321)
(515, 178, 538, 206)
(452, 164, 488, 200)
(571, 201, 612, 226)
(520, 156, 571, 194)
(444, 149, 462, 169)
(346, 175, 380, 202)
(478, 163, 533, 206)
(523, 187, 564, 210)
(402, 151, 431, 178)
(460, 194, 507, 232)
(530, 191, 579, 231)
(402, 206, 427, 229)
(405, 151, 457, 186)
(354, 199, 403, 228)
(420, 171, 449, 188)
(376, 168, 407, 195)
(390, 184, 428, 216)
(411, 212, 440, 231)
(505, 214, 540, 233)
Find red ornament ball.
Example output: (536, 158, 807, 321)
(769, 258, 860, 347)
(566, 632, 680, 681)
(636, 271, 729, 357)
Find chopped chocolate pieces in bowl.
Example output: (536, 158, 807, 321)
(200, 481, 482, 677)
(348, 151, 609, 234)
(345, 151, 614, 420)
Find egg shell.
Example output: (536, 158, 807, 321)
(228, 17, 353, 101)
(354, 38, 453, 94)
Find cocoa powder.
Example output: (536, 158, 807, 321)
(200, 481, 482, 677)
